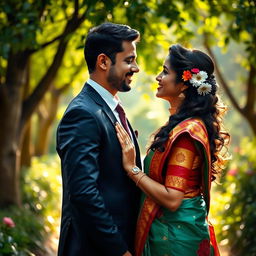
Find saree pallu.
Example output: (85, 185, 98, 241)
(135, 118, 220, 256)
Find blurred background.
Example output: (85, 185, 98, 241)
(0, 0, 255, 255)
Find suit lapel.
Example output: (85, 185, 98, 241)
(127, 120, 142, 169)
(83, 82, 142, 168)
(83, 83, 118, 127)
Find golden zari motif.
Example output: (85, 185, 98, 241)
(168, 147, 195, 168)
(165, 175, 187, 190)
(135, 118, 212, 256)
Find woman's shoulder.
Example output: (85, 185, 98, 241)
(170, 117, 208, 142)
(180, 117, 206, 132)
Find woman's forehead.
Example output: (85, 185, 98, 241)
(164, 56, 171, 67)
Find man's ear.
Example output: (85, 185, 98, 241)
(97, 54, 110, 71)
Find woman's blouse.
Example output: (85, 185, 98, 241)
(164, 133, 202, 198)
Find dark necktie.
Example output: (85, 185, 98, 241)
(115, 104, 131, 137)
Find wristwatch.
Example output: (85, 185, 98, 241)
(131, 166, 141, 175)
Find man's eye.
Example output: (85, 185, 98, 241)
(163, 70, 168, 74)
(126, 60, 132, 64)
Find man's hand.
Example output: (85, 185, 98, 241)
(123, 251, 132, 256)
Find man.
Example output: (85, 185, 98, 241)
(56, 23, 141, 256)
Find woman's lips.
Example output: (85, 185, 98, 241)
(157, 84, 163, 90)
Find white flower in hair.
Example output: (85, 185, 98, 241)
(190, 71, 208, 87)
(197, 82, 212, 96)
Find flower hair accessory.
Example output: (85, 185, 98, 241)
(182, 68, 212, 96)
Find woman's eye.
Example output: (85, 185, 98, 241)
(163, 70, 168, 74)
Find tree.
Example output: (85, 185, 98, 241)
(156, 0, 256, 134)
(0, 0, 165, 207)
(0, 0, 255, 208)
(0, 0, 91, 206)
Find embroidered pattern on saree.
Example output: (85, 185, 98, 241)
(165, 175, 187, 191)
(135, 118, 212, 256)
(168, 147, 195, 167)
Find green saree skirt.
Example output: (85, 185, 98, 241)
(142, 196, 214, 256)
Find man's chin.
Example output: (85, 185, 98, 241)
(119, 82, 131, 92)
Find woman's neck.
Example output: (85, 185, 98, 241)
(168, 96, 184, 115)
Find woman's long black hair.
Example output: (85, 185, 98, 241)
(150, 44, 230, 180)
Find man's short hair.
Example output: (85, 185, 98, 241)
(84, 22, 140, 73)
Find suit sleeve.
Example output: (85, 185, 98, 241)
(57, 108, 128, 255)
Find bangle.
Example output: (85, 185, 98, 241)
(136, 173, 147, 186)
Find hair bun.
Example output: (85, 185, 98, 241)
(207, 74, 217, 94)
(208, 74, 216, 84)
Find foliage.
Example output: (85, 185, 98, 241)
(211, 137, 256, 256)
(0, 208, 45, 255)
(0, 1, 255, 253)
(22, 155, 62, 235)
(157, 0, 256, 66)
(0, 155, 61, 255)
(0, 0, 48, 58)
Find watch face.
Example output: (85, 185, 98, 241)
(132, 167, 140, 174)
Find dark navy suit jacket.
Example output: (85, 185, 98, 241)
(56, 83, 141, 256)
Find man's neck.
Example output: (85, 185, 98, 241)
(89, 74, 117, 96)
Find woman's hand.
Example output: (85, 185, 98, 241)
(115, 122, 136, 172)
(116, 123, 184, 212)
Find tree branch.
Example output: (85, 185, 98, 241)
(245, 64, 256, 113)
(54, 59, 84, 95)
(74, 0, 79, 17)
(20, 3, 90, 129)
(21, 38, 68, 129)
(38, 0, 48, 21)
(203, 34, 244, 116)
(29, 0, 87, 53)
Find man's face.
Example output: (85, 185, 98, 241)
(107, 41, 139, 92)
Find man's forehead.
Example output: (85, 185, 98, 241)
(121, 41, 137, 55)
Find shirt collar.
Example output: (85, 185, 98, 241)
(87, 78, 119, 111)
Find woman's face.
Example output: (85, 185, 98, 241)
(155, 56, 187, 101)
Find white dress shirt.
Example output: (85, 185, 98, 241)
(87, 79, 133, 138)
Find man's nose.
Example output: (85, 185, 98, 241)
(131, 63, 139, 73)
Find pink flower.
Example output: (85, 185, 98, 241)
(3, 217, 15, 228)
(227, 169, 238, 176)
(191, 68, 200, 74)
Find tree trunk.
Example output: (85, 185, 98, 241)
(20, 59, 33, 168)
(34, 87, 61, 156)
(0, 98, 22, 207)
(0, 36, 70, 207)
(246, 112, 256, 135)
(20, 121, 33, 168)
(0, 52, 29, 207)
(0, 3, 89, 207)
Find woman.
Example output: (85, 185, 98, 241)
(115, 44, 230, 256)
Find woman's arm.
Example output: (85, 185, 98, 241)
(130, 171, 184, 212)
(115, 123, 195, 212)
